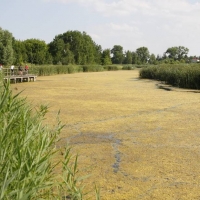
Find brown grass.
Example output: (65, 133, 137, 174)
(12, 69, 200, 199)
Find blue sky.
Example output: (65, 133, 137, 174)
(0, 0, 200, 56)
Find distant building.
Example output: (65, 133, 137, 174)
(191, 58, 200, 63)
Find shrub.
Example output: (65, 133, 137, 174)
(103, 65, 119, 71)
(122, 65, 136, 70)
(82, 65, 104, 72)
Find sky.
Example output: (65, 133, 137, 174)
(0, 0, 200, 56)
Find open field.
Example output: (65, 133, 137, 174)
(11, 69, 200, 199)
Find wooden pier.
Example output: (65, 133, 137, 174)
(2, 68, 37, 84)
(4, 74, 37, 83)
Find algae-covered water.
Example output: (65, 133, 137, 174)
(12, 70, 200, 199)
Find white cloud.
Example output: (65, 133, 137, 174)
(110, 23, 136, 32)
(49, 0, 200, 17)
(44, 0, 200, 55)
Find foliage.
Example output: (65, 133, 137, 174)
(139, 64, 200, 89)
(48, 31, 101, 65)
(1, 26, 199, 67)
(123, 51, 132, 64)
(21, 64, 135, 76)
(0, 80, 100, 199)
(13, 39, 27, 65)
(12, 38, 52, 65)
(103, 65, 121, 71)
(93, 44, 102, 65)
(0, 28, 14, 65)
(136, 47, 150, 64)
(122, 64, 136, 70)
(165, 46, 189, 61)
(111, 45, 124, 64)
(131, 52, 138, 64)
(149, 54, 157, 65)
(101, 49, 112, 65)
(29, 64, 105, 76)
(82, 65, 104, 72)
(23, 39, 50, 65)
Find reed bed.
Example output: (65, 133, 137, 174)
(2, 64, 138, 77)
(29, 64, 130, 76)
(30, 65, 105, 76)
(139, 64, 200, 89)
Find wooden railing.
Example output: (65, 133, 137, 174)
(1, 68, 37, 83)
(2, 68, 29, 76)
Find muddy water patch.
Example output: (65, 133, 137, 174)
(66, 132, 115, 145)
(60, 132, 122, 173)
(112, 139, 122, 173)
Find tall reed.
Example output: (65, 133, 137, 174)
(139, 64, 200, 89)
(0, 80, 100, 199)
(30, 65, 103, 76)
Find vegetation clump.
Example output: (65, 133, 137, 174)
(0, 79, 99, 199)
(139, 64, 200, 89)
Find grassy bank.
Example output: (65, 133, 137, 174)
(139, 64, 200, 89)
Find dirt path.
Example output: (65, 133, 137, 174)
(12, 69, 200, 199)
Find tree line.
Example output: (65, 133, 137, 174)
(0, 27, 199, 66)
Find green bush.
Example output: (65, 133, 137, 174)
(122, 65, 136, 70)
(82, 65, 104, 72)
(0, 81, 100, 199)
(103, 65, 119, 71)
(135, 65, 148, 68)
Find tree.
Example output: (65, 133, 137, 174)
(12, 39, 27, 65)
(111, 45, 124, 64)
(45, 51, 53, 64)
(165, 47, 177, 60)
(101, 49, 112, 65)
(48, 37, 65, 64)
(136, 47, 150, 64)
(48, 31, 100, 65)
(156, 54, 162, 61)
(165, 46, 189, 61)
(177, 46, 189, 60)
(23, 39, 49, 64)
(123, 50, 132, 64)
(0, 27, 14, 65)
(61, 43, 75, 64)
(132, 52, 138, 64)
(149, 54, 157, 65)
(93, 44, 102, 64)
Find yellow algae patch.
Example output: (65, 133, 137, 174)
(12, 70, 200, 199)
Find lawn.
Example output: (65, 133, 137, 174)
(12, 69, 200, 199)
